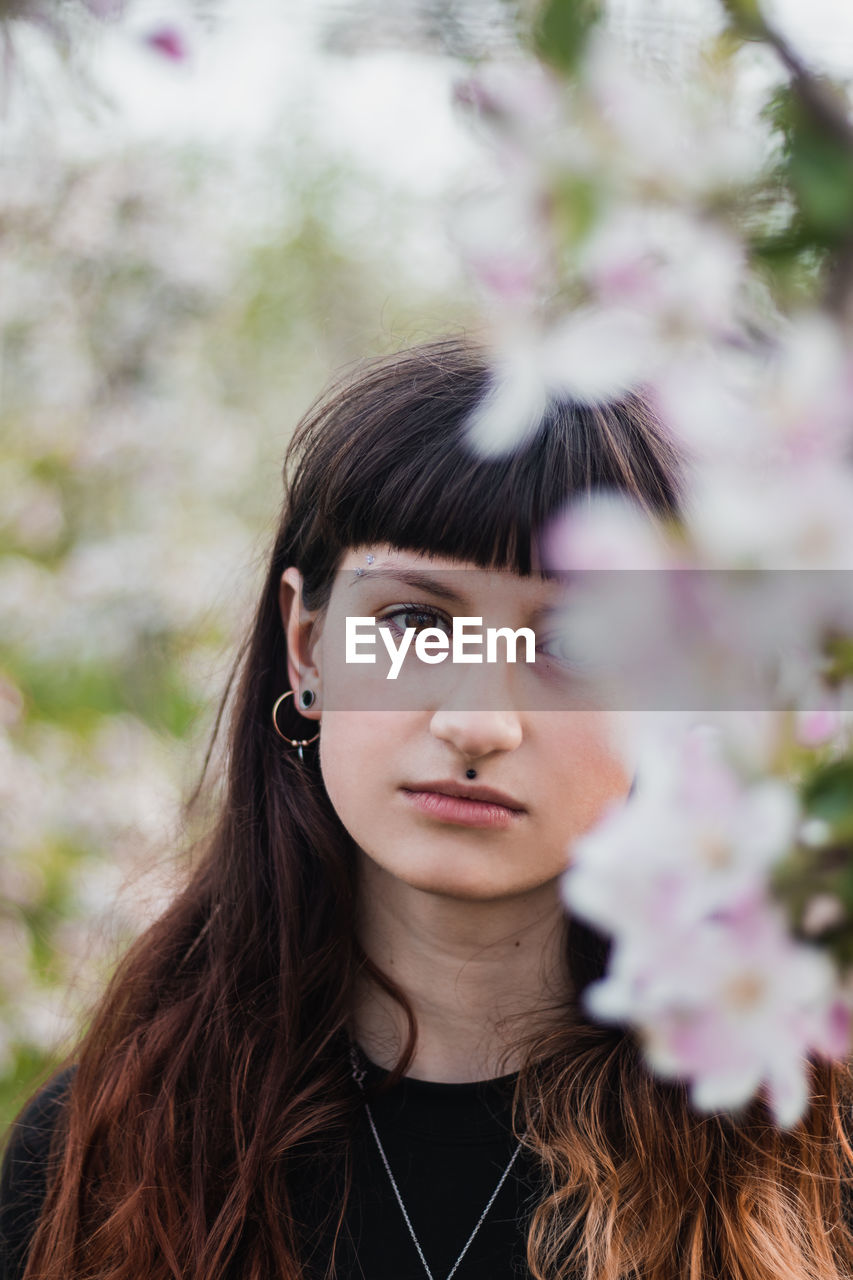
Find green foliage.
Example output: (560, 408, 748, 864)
(8, 648, 203, 739)
(766, 85, 853, 245)
(772, 844, 853, 968)
(552, 173, 602, 247)
(0, 1048, 59, 1132)
(769, 761, 853, 968)
(717, 0, 766, 40)
(744, 81, 853, 306)
(533, 0, 601, 71)
(802, 760, 853, 840)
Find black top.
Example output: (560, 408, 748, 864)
(0, 1057, 544, 1280)
(0, 1066, 77, 1280)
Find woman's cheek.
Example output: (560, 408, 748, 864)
(546, 721, 632, 842)
(318, 712, 364, 814)
(318, 711, 400, 825)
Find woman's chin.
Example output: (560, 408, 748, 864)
(358, 845, 561, 903)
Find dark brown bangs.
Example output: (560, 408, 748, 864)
(282, 337, 685, 597)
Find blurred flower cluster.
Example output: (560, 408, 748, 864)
(0, 104, 466, 1111)
(0, 0, 188, 100)
(456, 0, 853, 1125)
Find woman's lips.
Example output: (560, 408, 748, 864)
(400, 788, 525, 829)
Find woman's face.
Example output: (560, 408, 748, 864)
(280, 544, 633, 902)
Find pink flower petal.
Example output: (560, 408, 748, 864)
(144, 27, 188, 61)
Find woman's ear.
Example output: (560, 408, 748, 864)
(279, 567, 322, 716)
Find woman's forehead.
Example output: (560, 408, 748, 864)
(340, 542, 551, 574)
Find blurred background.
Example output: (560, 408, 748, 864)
(2, 0, 853, 1125)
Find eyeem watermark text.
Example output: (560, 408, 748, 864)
(346, 617, 536, 680)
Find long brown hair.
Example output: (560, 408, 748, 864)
(7, 336, 853, 1280)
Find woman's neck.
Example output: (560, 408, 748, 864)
(351, 854, 572, 1083)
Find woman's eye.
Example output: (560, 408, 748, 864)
(378, 606, 452, 636)
(537, 631, 592, 669)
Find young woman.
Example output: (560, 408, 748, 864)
(2, 336, 853, 1280)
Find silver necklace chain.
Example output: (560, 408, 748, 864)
(349, 1045, 524, 1280)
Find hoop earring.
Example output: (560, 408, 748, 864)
(272, 690, 320, 761)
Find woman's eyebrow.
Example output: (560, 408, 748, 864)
(345, 568, 570, 617)
(346, 568, 467, 605)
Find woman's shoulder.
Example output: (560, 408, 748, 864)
(0, 1064, 78, 1280)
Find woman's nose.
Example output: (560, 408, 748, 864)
(429, 705, 523, 758)
(426, 638, 524, 758)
